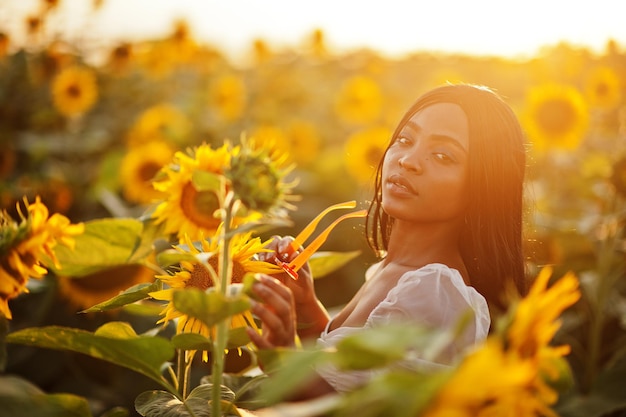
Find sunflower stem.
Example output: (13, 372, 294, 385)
(584, 192, 624, 393)
(212, 195, 236, 417)
(176, 349, 185, 397)
(183, 350, 196, 398)
(183, 350, 195, 399)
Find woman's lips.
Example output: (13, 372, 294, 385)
(386, 174, 417, 195)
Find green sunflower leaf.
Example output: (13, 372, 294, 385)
(156, 249, 199, 268)
(172, 288, 251, 329)
(333, 324, 446, 370)
(171, 327, 250, 351)
(0, 374, 93, 417)
(227, 326, 251, 348)
(128, 218, 170, 264)
(335, 370, 452, 417)
(6, 322, 176, 393)
(171, 333, 212, 351)
(122, 301, 165, 317)
(227, 217, 294, 237)
(189, 383, 235, 403)
(256, 348, 332, 405)
(192, 170, 224, 192)
(134, 390, 209, 417)
(309, 250, 361, 279)
(81, 281, 162, 313)
(49, 218, 147, 277)
(555, 354, 626, 417)
(134, 388, 239, 417)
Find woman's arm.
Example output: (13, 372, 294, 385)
(295, 294, 330, 340)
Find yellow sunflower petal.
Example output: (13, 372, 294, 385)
(149, 289, 174, 301)
(0, 298, 12, 319)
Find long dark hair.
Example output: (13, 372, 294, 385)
(365, 84, 527, 310)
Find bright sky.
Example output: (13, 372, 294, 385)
(3, 0, 625, 61)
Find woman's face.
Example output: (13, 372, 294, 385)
(381, 102, 470, 224)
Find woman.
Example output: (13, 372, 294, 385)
(246, 83, 528, 397)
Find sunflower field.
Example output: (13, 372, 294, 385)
(1, 1, 626, 417)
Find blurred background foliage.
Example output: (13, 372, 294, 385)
(1, 0, 626, 416)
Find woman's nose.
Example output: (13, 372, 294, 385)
(398, 154, 424, 173)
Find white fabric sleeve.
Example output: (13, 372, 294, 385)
(368, 263, 491, 360)
(315, 263, 490, 393)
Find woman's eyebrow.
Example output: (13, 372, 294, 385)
(405, 120, 468, 154)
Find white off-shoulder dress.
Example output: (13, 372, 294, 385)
(316, 262, 491, 393)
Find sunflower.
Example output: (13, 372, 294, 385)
(107, 42, 133, 75)
(344, 126, 391, 184)
(584, 66, 622, 110)
(51, 65, 98, 117)
(423, 268, 580, 417)
(151, 142, 259, 241)
(522, 83, 589, 152)
(150, 231, 281, 360)
(57, 264, 156, 313)
(423, 339, 553, 417)
(505, 267, 579, 412)
(209, 74, 247, 122)
(25, 15, 42, 37)
(334, 75, 383, 125)
(508, 267, 580, 360)
(120, 141, 173, 205)
(0, 196, 84, 319)
(227, 135, 298, 214)
(126, 103, 191, 147)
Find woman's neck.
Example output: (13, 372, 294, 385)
(384, 219, 467, 277)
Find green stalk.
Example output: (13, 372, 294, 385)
(182, 351, 195, 399)
(172, 350, 194, 400)
(584, 193, 622, 392)
(176, 349, 185, 397)
(211, 196, 236, 417)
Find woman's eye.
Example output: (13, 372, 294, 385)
(394, 136, 410, 145)
(433, 152, 454, 163)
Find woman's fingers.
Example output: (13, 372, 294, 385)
(257, 235, 281, 262)
(246, 326, 272, 350)
(250, 301, 293, 347)
(276, 237, 297, 261)
(249, 275, 296, 347)
(257, 275, 294, 304)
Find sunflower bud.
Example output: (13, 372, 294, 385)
(227, 149, 282, 213)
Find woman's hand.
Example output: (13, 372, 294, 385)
(258, 235, 330, 340)
(258, 235, 315, 306)
(245, 274, 337, 400)
(246, 274, 297, 349)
